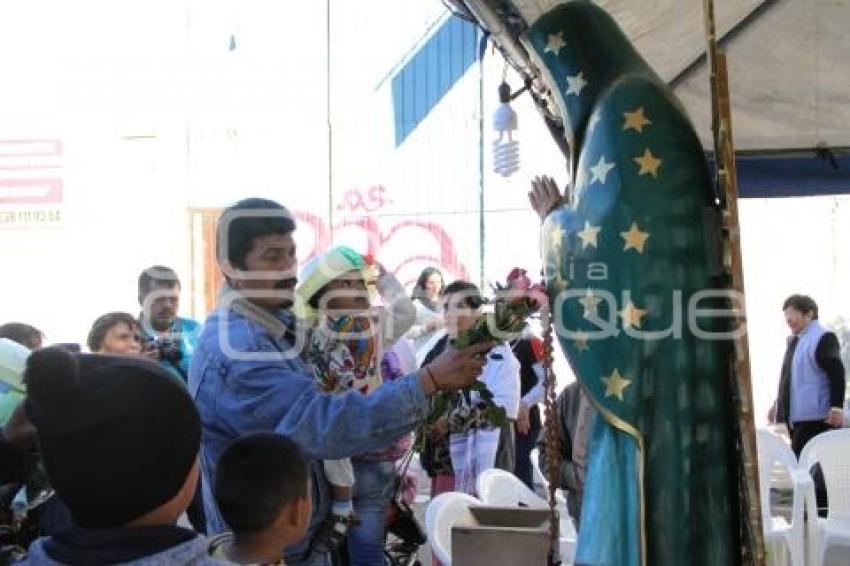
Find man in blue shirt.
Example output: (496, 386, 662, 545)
(189, 198, 490, 565)
(138, 265, 202, 384)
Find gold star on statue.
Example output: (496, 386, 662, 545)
(544, 32, 566, 56)
(589, 155, 616, 185)
(565, 71, 587, 97)
(623, 107, 652, 133)
(576, 220, 601, 249)
(574, 331, 590, 352)
(601, 368, 632, 401)
(579, 289, 602, 319)
(620, 223, 650, 254)
(634, 148, 663, 178)
(618, 300, 648, 329)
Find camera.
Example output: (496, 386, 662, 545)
(144, 336, 183, 365)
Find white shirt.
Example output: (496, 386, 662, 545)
(479, 342, 521, 420)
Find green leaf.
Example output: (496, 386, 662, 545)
(485, 404, 508, 427)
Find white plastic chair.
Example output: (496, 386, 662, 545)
(477, 468, 577, 563)
(477, 467, 548, 508)
(756, 428, 808, 566)
(530, 447, 568, 507)
(799, 428, 850, 566)
(424, 491, 480, 566)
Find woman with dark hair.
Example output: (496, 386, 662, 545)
(86, 313, 142, 356)
(419, 281, 520, 499)
(407, 267, 445, 361)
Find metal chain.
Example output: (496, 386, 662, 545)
(540, 303, 561, 565)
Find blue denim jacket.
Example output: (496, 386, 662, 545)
(188, 303, 430, 562)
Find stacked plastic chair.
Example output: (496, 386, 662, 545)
(756, 429, 808, 566)
(476, 468, 577, 564)
(424, 491, 480, 566)
(798, 429, 850, 565)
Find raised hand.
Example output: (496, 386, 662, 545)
(528, 175, 565, 222)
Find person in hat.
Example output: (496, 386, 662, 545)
(18, 347, 218, 565)
(296, 246, 416, 563)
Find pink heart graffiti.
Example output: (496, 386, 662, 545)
(294, 210, 470, 286)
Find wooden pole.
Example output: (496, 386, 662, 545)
(703, 1, 765, 564)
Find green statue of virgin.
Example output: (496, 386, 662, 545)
(458, 1, 744, 564)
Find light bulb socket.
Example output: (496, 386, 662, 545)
(498, 82, 512, 103)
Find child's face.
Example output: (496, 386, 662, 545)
(322, 270, 371, 313)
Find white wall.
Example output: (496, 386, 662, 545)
(0, 0, 328, 344)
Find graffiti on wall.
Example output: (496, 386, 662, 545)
(335, 184, 392, 214)
(191, 184, 471, 313)
(297, 184, 470, 288)
(296, 211, 470, 286)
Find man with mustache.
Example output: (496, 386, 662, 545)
(190, 198, 491, 566)
(138, 265, 202, 384)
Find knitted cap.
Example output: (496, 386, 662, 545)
(24, 348, 201, 528)
(296, 246, 366, 309)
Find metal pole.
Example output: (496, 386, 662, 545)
(478, 29, 486, 289)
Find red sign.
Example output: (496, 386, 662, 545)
(0, 140, 63, 205)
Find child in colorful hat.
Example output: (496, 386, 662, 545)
(296, 246, 416, 551)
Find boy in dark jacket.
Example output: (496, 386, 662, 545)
(18, 348, 219, 565)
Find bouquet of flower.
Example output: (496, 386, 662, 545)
(453, 269, 547, 349)
(422, 270, 548, 432)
